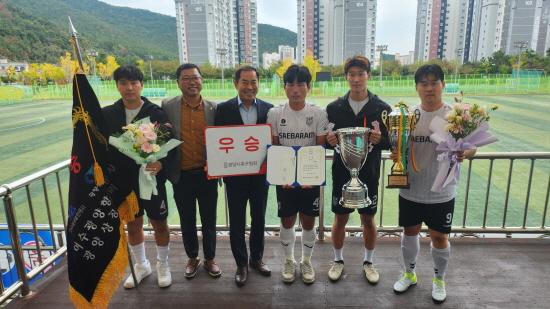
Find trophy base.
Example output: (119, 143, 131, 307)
(339, 191, 372, 209)
(386, 174, 410, 189)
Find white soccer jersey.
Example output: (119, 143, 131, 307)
(399, 103, 456, 204)
(267, 103, 329, 147)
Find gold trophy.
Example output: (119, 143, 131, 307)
(381, 103, 420, 188)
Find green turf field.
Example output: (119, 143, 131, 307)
(1, 95, 549, 229)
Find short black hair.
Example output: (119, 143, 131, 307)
(113, 65, 143, 82)
(414, 64, 445, 84)
(344, 55, 371, 74)
(283, 65, 312, 86)
(234, 65, 260, 81)
(176, 63, 202, 80)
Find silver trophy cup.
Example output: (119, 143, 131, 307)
(336, 127, 372, 209)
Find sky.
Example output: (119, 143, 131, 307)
(99, 0, 416, 54)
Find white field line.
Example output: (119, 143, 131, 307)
(0, 117, 47, 133)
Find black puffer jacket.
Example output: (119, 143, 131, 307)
(326, 91, 392, 189)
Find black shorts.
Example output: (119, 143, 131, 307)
(398, 196, 455, 234)
(136, 180, 169, 221)
(276, 186, 320, 218)
(331, 179, 378, 216)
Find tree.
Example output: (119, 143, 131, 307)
(97, 55, 119, 80)
(198, 62, 220, 79)
(59, 52, 89, 83)
(5, 66, 17, 83)
(276, 59, 293, 78)
(303, 54, 321, 82)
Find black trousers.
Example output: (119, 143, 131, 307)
(225, 175, 269, 267)
(173, 169, 218, 260)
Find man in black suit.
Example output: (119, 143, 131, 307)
(215, 66, 273, 286)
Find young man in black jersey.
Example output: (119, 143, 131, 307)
(102, 65, 172, 288)
(325, 56, 391, 284)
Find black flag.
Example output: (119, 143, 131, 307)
(67, 72, 137, 308)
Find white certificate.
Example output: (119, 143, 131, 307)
(266, 145, 326, 186)
(266, 146, 296, 185)
(296, 145, 326, 186)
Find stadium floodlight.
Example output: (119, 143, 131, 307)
(376, 45, 388, 83)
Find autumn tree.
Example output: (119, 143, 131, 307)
(97, 55, 119, 80)
(276, 59, 293, 78)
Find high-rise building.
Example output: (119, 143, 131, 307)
(498, 0, 550, 56)
(297, 0, 377, 65)
(414, 0, 476, 63)
(417, 0, 550, 63)
(174, 0, 258, 67)
(278, 45, 295, 61)
(233, 0, 259, 66)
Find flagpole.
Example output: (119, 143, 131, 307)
(68, 17, 85, 73)
(68, 16, 139, 292)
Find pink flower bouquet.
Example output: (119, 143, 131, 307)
(109, 117, 181, 199)
(429, 98, 498, 192)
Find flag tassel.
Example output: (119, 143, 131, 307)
(93, 162, 105, 186)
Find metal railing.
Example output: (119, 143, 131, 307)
(1, 152, 549, 303)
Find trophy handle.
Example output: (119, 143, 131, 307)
(381, 110, 387, 129)
(412, 109, 421, 128)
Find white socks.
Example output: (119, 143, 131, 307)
(333, 247, 343, 262)
(280, 225, 317, 262)
(156, 245, 169, 264)
(131, 242, 147, 265)
(364, 248, 375, 264)
(131, 243, 170, 265)
(401, 234, 420, 273)
(301, 228, 316, 262)
(431, 242, 450, 279)
(280, 225, 296, 260)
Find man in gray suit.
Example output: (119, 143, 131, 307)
(162, 63, 221, 279)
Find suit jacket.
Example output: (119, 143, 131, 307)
(215, 97, 273, 185)
(161, 95, 217, 184)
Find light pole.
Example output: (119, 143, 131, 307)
(376, 45, 388, 83)
(455, 48, 463, 78)
(514, 41, 528, 72)
(216, 48, 228, 86)
(148, 55, 154, 81)
(87, 50, 98, 78)
(514, 41, 528, 87)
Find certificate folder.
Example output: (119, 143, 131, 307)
(266, 145, 326, 186)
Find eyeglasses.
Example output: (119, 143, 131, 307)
(180, 76, 202, 83)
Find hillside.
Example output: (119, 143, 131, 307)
(0, 0, 296, 65)
(258, 24, 297, 59)
(0, 0, 177, 63)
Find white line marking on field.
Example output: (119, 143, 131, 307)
(0, 118, 47, 132)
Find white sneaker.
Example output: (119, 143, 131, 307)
(300, 258, 315, 284)
(282, 259, 296, 283)
(363, 262, 379, 284)
(432, 277, 447, 303)
(156, 261, 172, 288)
(393, 271, 417, 293)
(123, 260, 152, 289)
(328, 261, 345, 282)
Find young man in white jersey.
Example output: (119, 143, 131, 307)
(267, 65, 329, 284)
(326, 55, 392, 284)
(392, 64, 476, 303)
